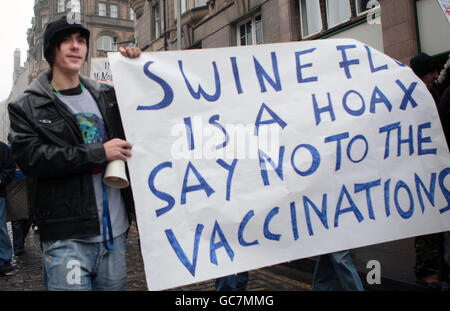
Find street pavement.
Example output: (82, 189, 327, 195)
(0, 221, 436, 291)
(0, 222, 312, 291)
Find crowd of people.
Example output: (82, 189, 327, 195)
(0, 16, 449, 291)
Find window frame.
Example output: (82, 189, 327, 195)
(325, 0, 351, 28)
(98, 3, 107, 17)
(195, 0, 208, 7)
(110, 4, 118, 18)
(239, 20, 253, 46)
(299, 0, 323, 39)
(151, 2, 161, 40)
(97, 35, 118, 51)
(181, 0, 188, 14)
(236, 14, 263, 46)
(41, 15, 48, 29)
(58, 0, 66, 13)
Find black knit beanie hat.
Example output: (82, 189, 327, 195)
(410, 53, 437, 78)
(43, 16, 90, 67)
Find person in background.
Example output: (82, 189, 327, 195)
(312, 250, 364, 291)
(436, 55, 450, 291)
(215, 272, 249, 291)
(6, 163, 32, 256)
(410, 53, 448, 289)
(410, 53, 440, 102)
(0, 141, 15, 275)
(437, 55, 450, 146)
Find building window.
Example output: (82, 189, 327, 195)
(181, 0, 207, 13)
(97, 35, 118, 51)
(299, 0, 323, 38)
(130, 8, 135, 21)
(71, 0, 81, 13)
(195, 0, 208, 6)
(110, 4, 118, 18)
(326, 0, 351, 28)
(237, 15, 263, 46)
(99, 3, 106, 16)
(255, 15, 263, 44)
(41, 15, 48, 29)
(58, 0, 65, 13)
(181, 0, 188, 14)
(151, 3, 161, 40)
(356, 0, 380, 14)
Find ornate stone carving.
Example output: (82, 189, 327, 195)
(129, 0, 145, 18)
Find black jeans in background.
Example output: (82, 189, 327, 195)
(12, 219, 32, 252)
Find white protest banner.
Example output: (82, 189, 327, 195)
(438, 0, 450, 24)
(90, 57, 113, 85)
(108, 39, 450, 291)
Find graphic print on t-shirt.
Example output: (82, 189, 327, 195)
(74, 113, 106, 144)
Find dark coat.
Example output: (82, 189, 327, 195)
(0, 141, 15, 197)
(438, 87, 450, 149)
(7, 71, 135, 242)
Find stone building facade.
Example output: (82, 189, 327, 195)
(128, 0, 449, 66)
(125, 0, 450, 286)
(0, 50, 29, 143)
(129, 0, 383, 51)
(28, 0, 136, 81)
(1, 0, 137, 141)
(3, 0, 449, 142)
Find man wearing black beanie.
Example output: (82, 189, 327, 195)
(8, 16, 141, 290)
(410, 52, 448, 289)
(410, 53, 440, 102)
(43, 16, 91, 69)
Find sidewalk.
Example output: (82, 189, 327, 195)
(2, 220, 441, 291)
(0, 222, 311, 291)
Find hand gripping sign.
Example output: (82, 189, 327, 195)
(108, 39, 450, 291)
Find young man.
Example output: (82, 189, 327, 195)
(8, 16, 140, 290)
(0, 141, 15, 275)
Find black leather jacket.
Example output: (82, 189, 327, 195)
(8, 71, 135, 242)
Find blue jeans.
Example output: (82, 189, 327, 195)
(312, 250, 364, 291)
(215, 272, 249, 291)
(0, 197, 13, 264)
(41, 232, 127, 291)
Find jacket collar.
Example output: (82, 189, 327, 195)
(24, 71, 110, 108)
